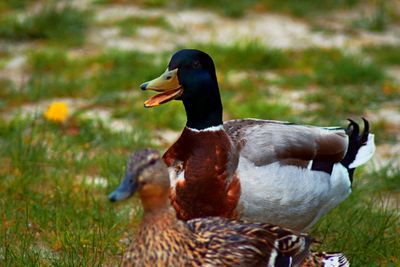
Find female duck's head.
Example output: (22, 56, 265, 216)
(108, 149, 170, 211)
(141, 49, 223, 129)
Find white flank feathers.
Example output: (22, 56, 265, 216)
(238, 158, 352, 231)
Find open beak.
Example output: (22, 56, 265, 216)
(140, 68, 183, 108)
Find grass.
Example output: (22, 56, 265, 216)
(193, 42, 290, 71)
(259, 0, 360, 18)
(364, 165, 400, 193)
(364, 45, 400, 66)
(2, 49, 165, 105)
(1, 0, 399, 266)
(0, 116, 152, 265)
(0, 0, 30, 11)
(102, 16, 173, 37)
(0, 4, 91, 46)
(303, 85, 387, 124)
(134, 0, 361, 18)
(287, 48, 386, 86)
(312, 190, 399, 266)
(97, 0, 362, 18)
(351, 0, 390, 32)
(312, 167, 400, 266)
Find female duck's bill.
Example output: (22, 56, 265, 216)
(108, 148, 161, 202)
(108, 171, 137, 202)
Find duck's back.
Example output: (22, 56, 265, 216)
(224, 119, 348, 168)
(187, 217, 314, 267)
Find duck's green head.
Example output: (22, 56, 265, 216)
(140, 49, 219, 108)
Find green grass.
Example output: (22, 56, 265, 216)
(351, 0, 391, 32)
(2, 49, 165, 104)
(364, 45, 400, 66)
(312, 167, 400, 266)
(0, 0, 30, 11)
(133, 0, 360, 18)
(193, 43, 290, 71)
(0, 4, 91, 46)
(96, 0, 361, 18)
(303, 85, 387, 124)
(364, 165, 400, 193)
(260, 0, 360, 18)
(0, 116, 153, 265)
(312, 191, 399, 266)
(99, 16, 173, 37)
(287, 48, 385, 86)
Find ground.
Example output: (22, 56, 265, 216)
(0, 0, 399, 266)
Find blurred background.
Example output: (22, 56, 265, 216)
(0, 0, 399, 266)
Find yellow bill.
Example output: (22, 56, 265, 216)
(140, 68, 183, 108)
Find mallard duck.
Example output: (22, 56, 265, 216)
(139, 49, 375, 231)
(109, 149, 349, 267)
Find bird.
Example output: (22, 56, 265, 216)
(109, 149, 350, 267)
(139, 49, 375, 231)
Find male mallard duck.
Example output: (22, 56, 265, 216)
(139, 49, 375, 231)
(109, 149, 349, 267)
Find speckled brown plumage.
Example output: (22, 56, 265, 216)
(122, 208, 201, 267)
(109, 149, 349, 267)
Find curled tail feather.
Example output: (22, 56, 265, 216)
(341, 118, 375, 183)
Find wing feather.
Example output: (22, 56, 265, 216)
(224, 119, 348, 169)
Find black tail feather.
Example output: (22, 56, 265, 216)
(341, 118, 370, 183)
(361, 117, 369, 144)
(346, 119, 359, 137)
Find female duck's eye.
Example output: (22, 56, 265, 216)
(148, 159, 157, 165)
(192, 60, 201, 69)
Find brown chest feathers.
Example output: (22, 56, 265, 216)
(163, 127, 241, 220)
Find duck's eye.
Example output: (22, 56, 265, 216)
(148, 159, 157, 165)
(166, 75, 172, 80)
(192, 60, 201, 69)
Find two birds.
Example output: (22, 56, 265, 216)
(109, 149, 349, 267)
(109, 49, 375, 265)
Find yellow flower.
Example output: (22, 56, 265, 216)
(44, 101, 69, 123)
